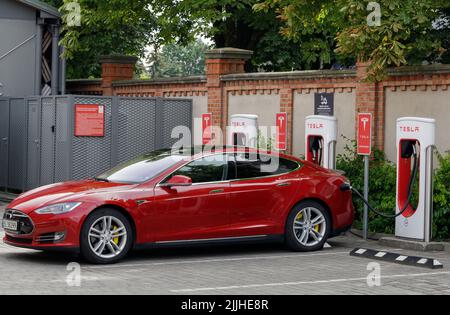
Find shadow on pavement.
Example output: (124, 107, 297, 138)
(1, 236, 356, 266)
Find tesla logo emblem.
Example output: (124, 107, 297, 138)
(361, 118, 369, 131)
(278, 115, 285, 128)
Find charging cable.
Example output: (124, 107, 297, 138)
(341, 146, 418, 219)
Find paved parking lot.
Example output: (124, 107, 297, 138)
(1, 203, 450, 295)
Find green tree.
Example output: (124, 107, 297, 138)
(150, 40, 210, 78)
(52, 0, 352, 78)
(158, 0, 351, 71)
(43, 0, 195, 78)
(256, 0, 449, 81)
(59, 0, 159, 79)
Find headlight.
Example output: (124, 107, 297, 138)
(35, 202, 82, 215)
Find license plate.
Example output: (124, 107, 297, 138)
(2, 220, 19, 231)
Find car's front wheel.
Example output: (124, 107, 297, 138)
(285, 201, 331, 252)
(80, 208, 133, 264)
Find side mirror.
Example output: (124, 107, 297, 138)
(160, 175, 193, 188)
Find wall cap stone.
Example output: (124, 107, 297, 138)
(99, 55, 138, 65)
(221, 69, 357, 81)
(388, 64, 450, 76)
(112, 75, 207, 87)
(66, 79, 102, 85)
(205, 48, 254, 60)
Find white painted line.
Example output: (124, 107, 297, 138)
(417, 259, 428, 265)
(375, 252, 386, 258)
(434, 260, 443, 266)
(355, 249, 367, 255)
(170, 271, 450, 293)
(84, 251, 350, 270)
(396, 256, 408, 262)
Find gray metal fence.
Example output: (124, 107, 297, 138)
(0, 95, 192, 192)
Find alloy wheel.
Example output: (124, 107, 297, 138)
(293, 207, 327, 247)
(88, 216, 128, 259)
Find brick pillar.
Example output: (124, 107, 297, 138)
(356, 62, 384, 151)
(205, 48, 253, 142)
(280, 88, 294, 154)
(100, 55, 138, 96)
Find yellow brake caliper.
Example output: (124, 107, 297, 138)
(112, 226, 120, 245)
(297, 212, 319, 232)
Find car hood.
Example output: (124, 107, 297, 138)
(8, 180, 134, 214)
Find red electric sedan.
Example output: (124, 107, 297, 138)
(2, 147, 354, 264)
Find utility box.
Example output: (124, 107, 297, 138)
(0, 95, 192, 192)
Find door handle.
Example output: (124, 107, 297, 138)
(209, 189, 225, 194)
(277, 182, 291, 187)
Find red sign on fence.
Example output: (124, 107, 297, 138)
(202, 113, 213, 145)
(276, 112, 288, 151)
(74, 104, 105, 137)
(357, 113, 372, 156)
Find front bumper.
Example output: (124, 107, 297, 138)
(2, 206, 90, 251)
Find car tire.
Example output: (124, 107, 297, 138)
(285, 201, 331, 252)
(80, 208, 133, 264)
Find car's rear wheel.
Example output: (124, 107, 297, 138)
(285, 201, 331, 252)
(80, 208, 133, 264)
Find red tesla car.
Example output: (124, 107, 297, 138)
(2, 147, 354, 264)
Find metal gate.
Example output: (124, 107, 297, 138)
(0, 95, 192, 192)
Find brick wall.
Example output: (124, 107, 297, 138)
(66, 50, 450, 155)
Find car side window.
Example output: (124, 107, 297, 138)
(234, 153, 299, 180)
(168, 154, 228, 184)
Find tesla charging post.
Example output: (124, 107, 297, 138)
(228, 114, 259, 148)
(357, 113, 373, 240)
(396, 117, 436, 242)
(305, 115, 338, 169)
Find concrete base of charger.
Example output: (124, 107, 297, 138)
(379, 237, 445, 252)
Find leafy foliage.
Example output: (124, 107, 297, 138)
(158, 0, 349, 72)
(255, 0, 353, 70)
(47, 0, 355, 78)
(43, 0, 196, 78)
(336, 139, 450, 240)
(149, 40, 210, 78)
(256, 0, 449, 81)
(257, 131, 274, 151)
(45, 0, 449, 79)
(336, 138, 396, 234)
(433, 152, 450, 240)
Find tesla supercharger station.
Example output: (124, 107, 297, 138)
(228, 114, 259, 148)
(305, 115, 338, 169)
(395, 117, 436, 242)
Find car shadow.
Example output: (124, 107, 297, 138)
(1, 242, 288, 266)
(127, 242, 289, 262)
(1, 237, 350, 267)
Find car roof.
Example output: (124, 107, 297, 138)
(169, 146, 303, 162)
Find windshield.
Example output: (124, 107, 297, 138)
(96, 149, 188, 184)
